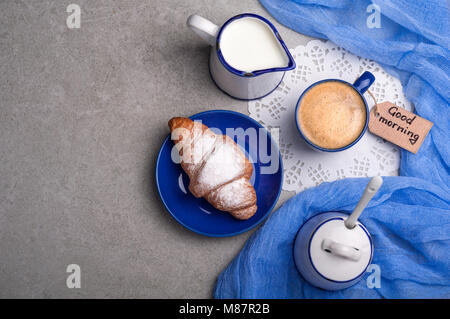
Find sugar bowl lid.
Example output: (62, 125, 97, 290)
(309, 217, 373, 282)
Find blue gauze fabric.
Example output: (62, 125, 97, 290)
(214, 0, 450, 298)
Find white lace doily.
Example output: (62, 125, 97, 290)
(248, 40, 413, 193)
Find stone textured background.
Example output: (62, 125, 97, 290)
(0, 0, 312, 298)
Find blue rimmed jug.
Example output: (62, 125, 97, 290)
(187, 13, 296, 100)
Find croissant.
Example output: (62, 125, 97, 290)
(168, 117, 257, 220)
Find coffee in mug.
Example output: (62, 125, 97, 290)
(297, 81, 367, 150)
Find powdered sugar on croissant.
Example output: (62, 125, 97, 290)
(169, 117, 257, 220)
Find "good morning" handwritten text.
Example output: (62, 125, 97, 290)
(378, 106, 419, 145)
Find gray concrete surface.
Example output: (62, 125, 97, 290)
(0, 0, 313, 298)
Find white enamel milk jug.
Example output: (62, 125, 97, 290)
(187, 13, 295, 100)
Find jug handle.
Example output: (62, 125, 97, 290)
(187, 15, 219, 46)
(322, 239, 361, 262)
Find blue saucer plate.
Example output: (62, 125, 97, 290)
(155, 110, 283, 237)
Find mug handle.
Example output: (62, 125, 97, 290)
(322, 239, 361, 261)
(353, 71, 375, 94)
(187, 15, 219, 46)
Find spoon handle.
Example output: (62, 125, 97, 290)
(345, 176, 383, 229)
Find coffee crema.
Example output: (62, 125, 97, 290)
(298, 81, 367, 149)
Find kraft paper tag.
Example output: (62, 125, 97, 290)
(368, 102, 433, 154)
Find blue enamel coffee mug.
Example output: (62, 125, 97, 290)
(295, 71, 375, 152)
